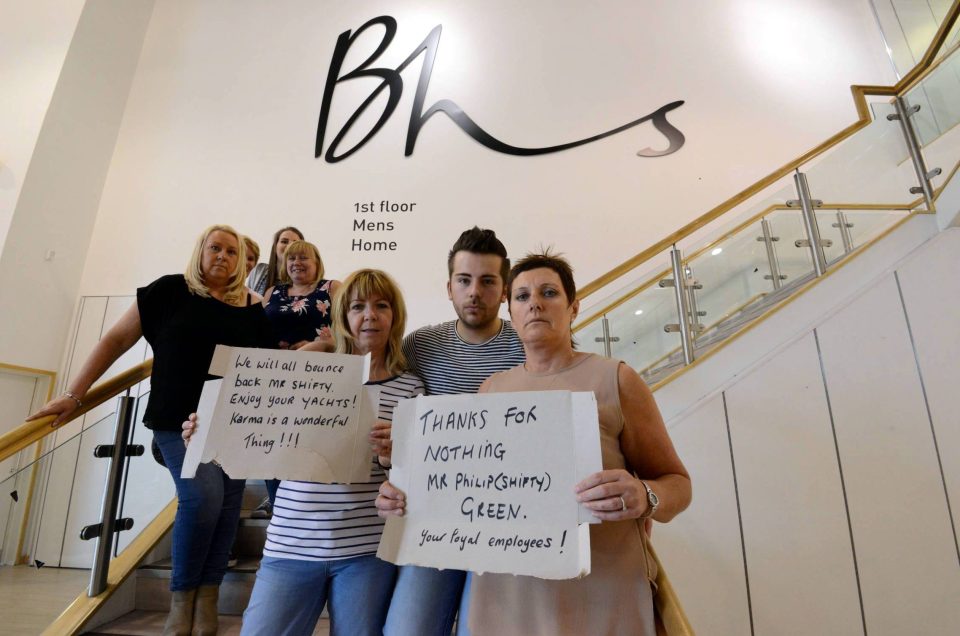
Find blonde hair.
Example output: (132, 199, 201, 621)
(279, 240, 325, 286)
(184, 224, 248, 304)
(243, 236, 260, 263)
(333, 269, 408, 376)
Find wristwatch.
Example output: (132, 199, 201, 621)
(638, 480, 659, 519)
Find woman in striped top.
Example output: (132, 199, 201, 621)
(242, 269, 424, 636)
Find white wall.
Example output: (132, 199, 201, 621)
(73, 0, 894, 338)
(0, 0, 155, 372)
(655, 226, 960, 634)
(0, 0, 86, 252)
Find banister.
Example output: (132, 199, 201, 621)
(40, 499, 177, 636)
(575, 201, 918, 329)
(0, 359, 153, 464)
(577, 0, 960, 302)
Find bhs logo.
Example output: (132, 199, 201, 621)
(316, 16, 686, 163)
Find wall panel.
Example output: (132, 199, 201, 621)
(895, 231, 960, 554)
(817, 275, 960, 635)
(724, 333, 862, 634)
(656, 394, 750, 636)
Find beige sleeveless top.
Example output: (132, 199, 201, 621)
(468, 353, 656, 636)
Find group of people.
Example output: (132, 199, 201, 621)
(29, 224, 691, 636)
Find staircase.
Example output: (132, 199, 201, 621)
(84, 486, 330, 636)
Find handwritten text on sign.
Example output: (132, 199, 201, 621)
(181, 346, 377, 483)
(378, 391, 601, 580)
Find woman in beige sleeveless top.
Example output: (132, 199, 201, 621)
(378, 252, 692, 636)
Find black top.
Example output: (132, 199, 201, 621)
(137, 274, 274, 430)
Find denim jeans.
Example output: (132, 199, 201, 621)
(384, 565, 466, 636)
(241, 555, 397, 636)
(153, 429, 245, 591)
(265, 478, 280, 505)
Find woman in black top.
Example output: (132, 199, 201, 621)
(30, 224, 273, 636)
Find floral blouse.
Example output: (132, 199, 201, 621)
(263, 280, 333, 347)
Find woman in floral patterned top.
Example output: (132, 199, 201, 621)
(262, 240, 341, 351)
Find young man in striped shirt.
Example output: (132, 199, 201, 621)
(383, 227, 525, 636)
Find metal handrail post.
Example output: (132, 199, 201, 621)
(834, 210, 855, 254)
(599, 316, 613, 358)
(758, 218, 785, 290)
(888, 96, 941, 212)
(793, 171, 829, 277)
(669, 247, 695, 365)
(87, 393, 136, 597)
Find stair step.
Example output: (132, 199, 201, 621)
(234, 512, 269, 557)
(137, 556, 260, 615)
(87, 609, 330, 635)
(241, 481, 269, 510)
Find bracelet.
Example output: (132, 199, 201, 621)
(62, 391, 83, 407)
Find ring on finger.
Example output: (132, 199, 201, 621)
(619, 495, 627, 512)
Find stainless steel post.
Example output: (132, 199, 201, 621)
(684, 266, 704, 334)
(888, 96, 941, 212)
(758, 218, 785, 290)
(600, 316, 613, 358)
(88, 394, 136, 597)
(669, 247, 695, 365)
(834, 211, 854, 254)
(794, 171, 828, 277)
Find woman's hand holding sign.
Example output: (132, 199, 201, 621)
(575, 469, 649, 521)
(369, 419, 393, 466)
(182, 413, 198, 447)
(376, 480, 405, 517)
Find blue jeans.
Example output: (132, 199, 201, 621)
(241, 555, 397, 636)
(265, 478, 280, 505)
(385, 566, 466, 636)
(153, 429, 245, 591)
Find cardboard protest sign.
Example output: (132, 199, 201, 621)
(181, 346, 378, 483)
(377, 390, 602, 580)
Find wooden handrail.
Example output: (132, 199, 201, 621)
(577, 0, 960, 302)
(41, 499, 176, 636)
(0, 359, 153, 464)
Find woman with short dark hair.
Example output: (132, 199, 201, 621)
(378, 251, 691, 636)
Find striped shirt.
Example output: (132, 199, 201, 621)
(402, 320, 526, 396)
(262, 372, 425, 561)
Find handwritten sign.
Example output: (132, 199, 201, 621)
(377, 390, 601, 580)
(181, 346, 378, 483)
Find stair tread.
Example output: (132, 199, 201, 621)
(140, 556, 261, 576)
(88, 609, 330, 635)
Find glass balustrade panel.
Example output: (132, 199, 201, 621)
(803, 100, 917, 209)
(763, 209, 816, 285)
(907, 44, 960, 190)
(681, 219, 774, 343)
(0, 406, 117, 569)
(575, 317, 609, 358)
(600, 280, 683, 377)
(116, 389, 175, 553)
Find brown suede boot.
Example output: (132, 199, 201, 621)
(162, 588, 196, 636)
(191, 584, 220, 636)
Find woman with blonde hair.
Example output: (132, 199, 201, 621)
(254, 240, 341, 516)
(183, 268, 424, 635)
(263, 240, 340, 351)
(30, 224, 274, 636)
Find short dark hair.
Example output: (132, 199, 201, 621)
(447, 227, 510, 282)
(507, 250, 576, 306)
